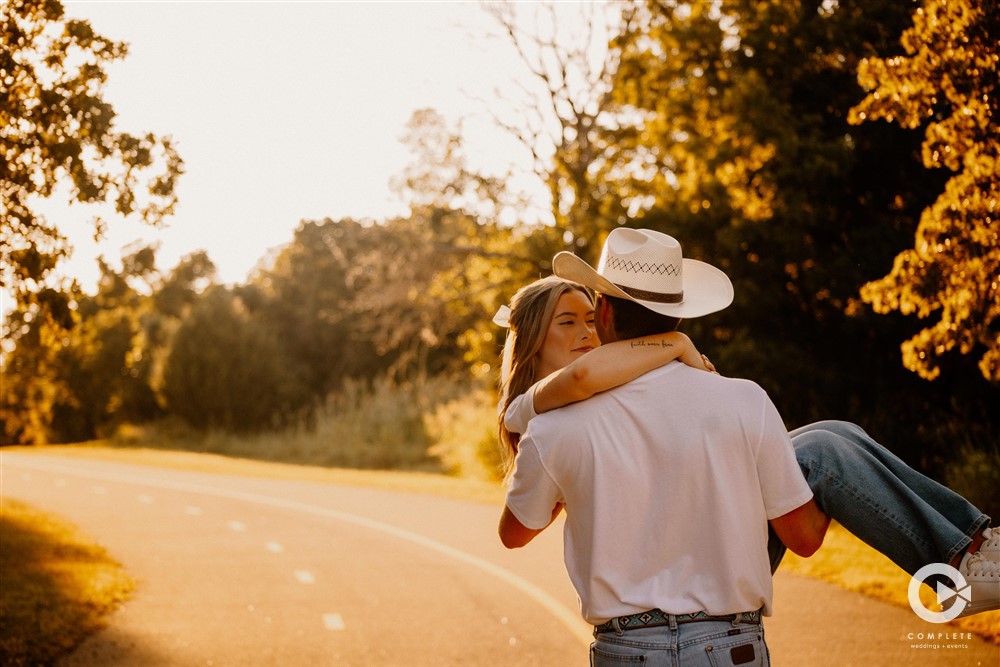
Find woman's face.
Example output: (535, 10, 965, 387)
(536, 289, 597, 379)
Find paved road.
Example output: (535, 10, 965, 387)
(2, 452, 997, 666)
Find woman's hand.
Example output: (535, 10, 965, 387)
(701, 354, 720, 374)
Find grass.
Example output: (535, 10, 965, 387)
(780, 522, 1000, 643)
(0, 498, 135, 667)
(107, 376, 503, 479)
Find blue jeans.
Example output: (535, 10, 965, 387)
(592, 620, 768, 666)
(768, 420, 991, 575)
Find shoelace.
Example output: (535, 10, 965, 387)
(964, 552, 1000, 579)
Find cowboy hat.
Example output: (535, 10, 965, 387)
(552, 228, 734, 319)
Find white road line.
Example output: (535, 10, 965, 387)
(266, 541, 284, 553)
(185, 506, 202, 515)
(294, 570, 315, 584)
(55, 479, 66, 486)
(138, 494, 154, 504)
(2, 455, 593, 648)
(228, 521, 247, 532)
(322, 613, 345, 631)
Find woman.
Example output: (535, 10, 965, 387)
(495, 275, 997, 617)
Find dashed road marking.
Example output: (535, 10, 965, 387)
(185, 506, 202, 515)
(3, 455, 593, 648)
(322, 613, 345, 631)
(266, 541, 284, 553)
(294, 570, 315, 584)
(228, 521, 247, 532)
(92, 485, 108, 494)
(55, 479, 66, 487)
(138, 494, 154, 504)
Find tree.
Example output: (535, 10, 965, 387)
(484, 1, 640, 258)
(246, 217, 391, 401)
(0, 246, 215, 444)
(592, 0, 1000, 464)
(849, 0, 999, 381)
(385, 109, 580, 381)
(1, 0, 183, 312)
(161, 286, 303, 433)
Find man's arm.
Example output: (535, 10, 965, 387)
(498, 503, 563, 549)
(769, 498, 830, 557)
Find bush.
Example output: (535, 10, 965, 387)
(112, 375, 503, 479)
(945, 445, 1000, 521)
(309, 376, 438, 470)
(425, 387, 502, 481)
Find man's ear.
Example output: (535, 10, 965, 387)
(597, 295, 613, 329)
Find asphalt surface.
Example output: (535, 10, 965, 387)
(2, 451, 997, 666)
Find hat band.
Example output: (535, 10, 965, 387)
(615, 283, 683, 304)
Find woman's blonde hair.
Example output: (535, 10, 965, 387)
(497, 276, 592, 481)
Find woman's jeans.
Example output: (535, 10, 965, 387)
(768, 420, 990, 575)
(592, 619, 768, 667)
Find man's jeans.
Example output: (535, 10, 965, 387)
(768, 420, 991, 574)
(592, 620, 768, 666)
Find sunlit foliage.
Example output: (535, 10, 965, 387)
(1, 0, 183, 314)
(850, 0, 999, 381)
(573, 0, 998, 461)
(1, 248, 214, 444)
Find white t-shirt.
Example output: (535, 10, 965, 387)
(504, 362, 811, 625)
(504, 382, 539, 435)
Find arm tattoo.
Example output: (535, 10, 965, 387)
(630, 340, 675, 349)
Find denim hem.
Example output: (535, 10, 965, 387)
(945, 513, 991, 566)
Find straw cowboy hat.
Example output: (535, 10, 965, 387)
(552, 228, 734, 319)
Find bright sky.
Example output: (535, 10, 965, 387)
(47, 0, 566, 293)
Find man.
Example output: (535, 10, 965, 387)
(498, 228, 829, 666)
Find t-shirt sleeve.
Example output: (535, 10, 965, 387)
(503, 381, 540, 435)
(754, 394, 813, 520)
(504, 437, 563, 529)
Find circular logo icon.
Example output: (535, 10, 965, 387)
(908, 563, 969, 623)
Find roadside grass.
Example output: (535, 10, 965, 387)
(0, 498, 135, 667)
(107, 376, 502, 479)
(780, 522, 1000, 643)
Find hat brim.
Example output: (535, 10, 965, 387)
(552, 251, 734, 319)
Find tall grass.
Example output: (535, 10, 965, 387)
(112, 375, 502, 478)
(426, 386, 503, 481)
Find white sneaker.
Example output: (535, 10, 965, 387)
(956, 529, 1000, 617)
(978, 526, 1000, 555)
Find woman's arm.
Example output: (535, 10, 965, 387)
(532, 331, 712, 414)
